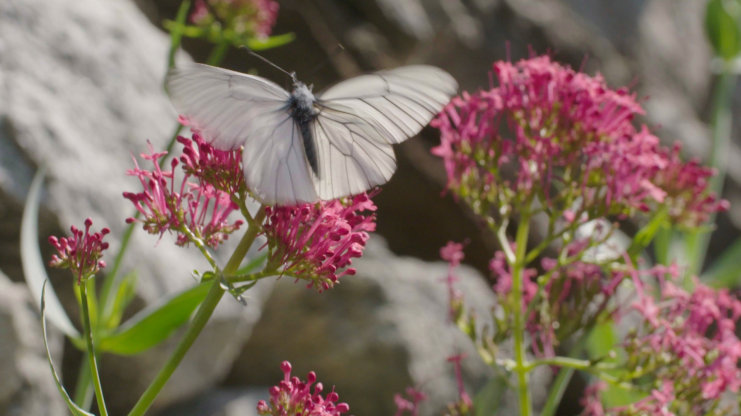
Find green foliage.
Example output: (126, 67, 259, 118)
(21, 168, 81, 339)
(41, 282, 95, 416)
(704, 236, 741, 287)
(706, 0, 741, 60)
(98, 282, 211, 355)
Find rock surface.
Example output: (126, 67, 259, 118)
(0, 0, 268, 413)
(0, 270, 66, 416)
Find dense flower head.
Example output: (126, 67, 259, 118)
(123, 141, 243, 248)
(177, 131, 244, 196)
(256, 361, 349, 416)
(616, 266, 741, 415)
(431, 55, 726, 227)
(191, 0, 279, 38)
(262, 193, 377, 291)
(49, 218, 110, 284)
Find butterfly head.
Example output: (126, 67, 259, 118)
(291, 81, 316, 108)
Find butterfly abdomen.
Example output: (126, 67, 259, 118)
(289, 83, 320, 177)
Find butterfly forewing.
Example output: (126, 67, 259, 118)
(167, 64, 289, 150)
(317, 65, 458, 144)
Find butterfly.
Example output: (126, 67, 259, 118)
(166, 62, 458, 205)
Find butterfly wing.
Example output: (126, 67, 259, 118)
(168, 64, 319, 204)
(167, 63, 290, 150)
(311, 102, 398, 200)
(316, 65, 458, 144)
(310, 65, 457, 200)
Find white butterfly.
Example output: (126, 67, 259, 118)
(166, 63, 458, 205)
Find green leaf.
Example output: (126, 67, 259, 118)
(21, 168, 80, 339)
(706, 0, 741, 60)
(245, 33, 295, 51)
(41, 282, 96, 416)
(473, 374, 508, 416)
(98, 282, 211, 355)
(104, 270, 138, 330)
(627, 208, 668, 263)
(704, 236, 741, 287)
(586, 320, 618, 360)
(235, 252, 268, 275)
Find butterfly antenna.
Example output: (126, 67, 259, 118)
(242, 47, 296, 81)
(306, 43, 346, 79)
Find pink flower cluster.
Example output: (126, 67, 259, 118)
(191, 0, 279, 38)
(262, 193, 377, 291)
(123, 141, 243, 248)
(178, 131, 244, 197)
(49, 218, 110, 284)
(256, 361, 349, 416)
(431, 55, 726, 227)
(618, 267, 741, 414)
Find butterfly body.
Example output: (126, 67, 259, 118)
(287, 82, 320, 176)
(167, 63, 457, 205)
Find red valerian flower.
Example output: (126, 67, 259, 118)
(256, 361, 349, 416)
(431, 55, 726, 227)
(394, 387, 427, 416)
(262, 193, 377, 292)
(123, 141, 243, 248)
(191, 0, 279, 38)
(49, 218, 110, 284)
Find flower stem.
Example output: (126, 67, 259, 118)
(511, 214, 532, 416)
(80, 282, 108, 416)
(127, 213, 264, 416)
(686, 68, 735, 277)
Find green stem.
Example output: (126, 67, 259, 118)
(207, 41, 230, 65)
(687, 67, 735, 277)
(80, 283, 108, 416)
(511, 214, 532, 416)
(72, 352, 94, 410)
(127, 213, 264, 416)
(540, 367, 574, 416)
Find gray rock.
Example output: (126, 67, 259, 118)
(228, 237, 549, 415)
(0, 0, 269, 413)
(0, 270, 66, 416)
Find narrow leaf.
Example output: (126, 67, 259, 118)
(704, 236, 741, 287)
(21, 168, 79, 338)
(627, 208, 668, 262)
(246, 33, 295, 50)
(98, 282, 211, 355)
(706, 0, 741, 60)
(41, 282, 95, 416)
(104, 271, 138, 330)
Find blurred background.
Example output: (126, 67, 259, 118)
(1, 0, 739, 415)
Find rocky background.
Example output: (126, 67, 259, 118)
(0, 0, 738, 415)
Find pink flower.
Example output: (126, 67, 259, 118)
(123, 141, 243, 248)
(394, 387, 427, 416)
(256, 361, 349, 416)
(622, 268, 741, 413)
(178, 132, 244, 197)
(191, 0, 280, 38)
(447, 354, 473, 412)
(431, 55, 725, 227)
(49, 218, 110, 284)
(440, 241, 465, 319)
(262, 193, 376, 292)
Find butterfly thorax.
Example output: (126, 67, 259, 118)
(288, 82, 320, 176)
